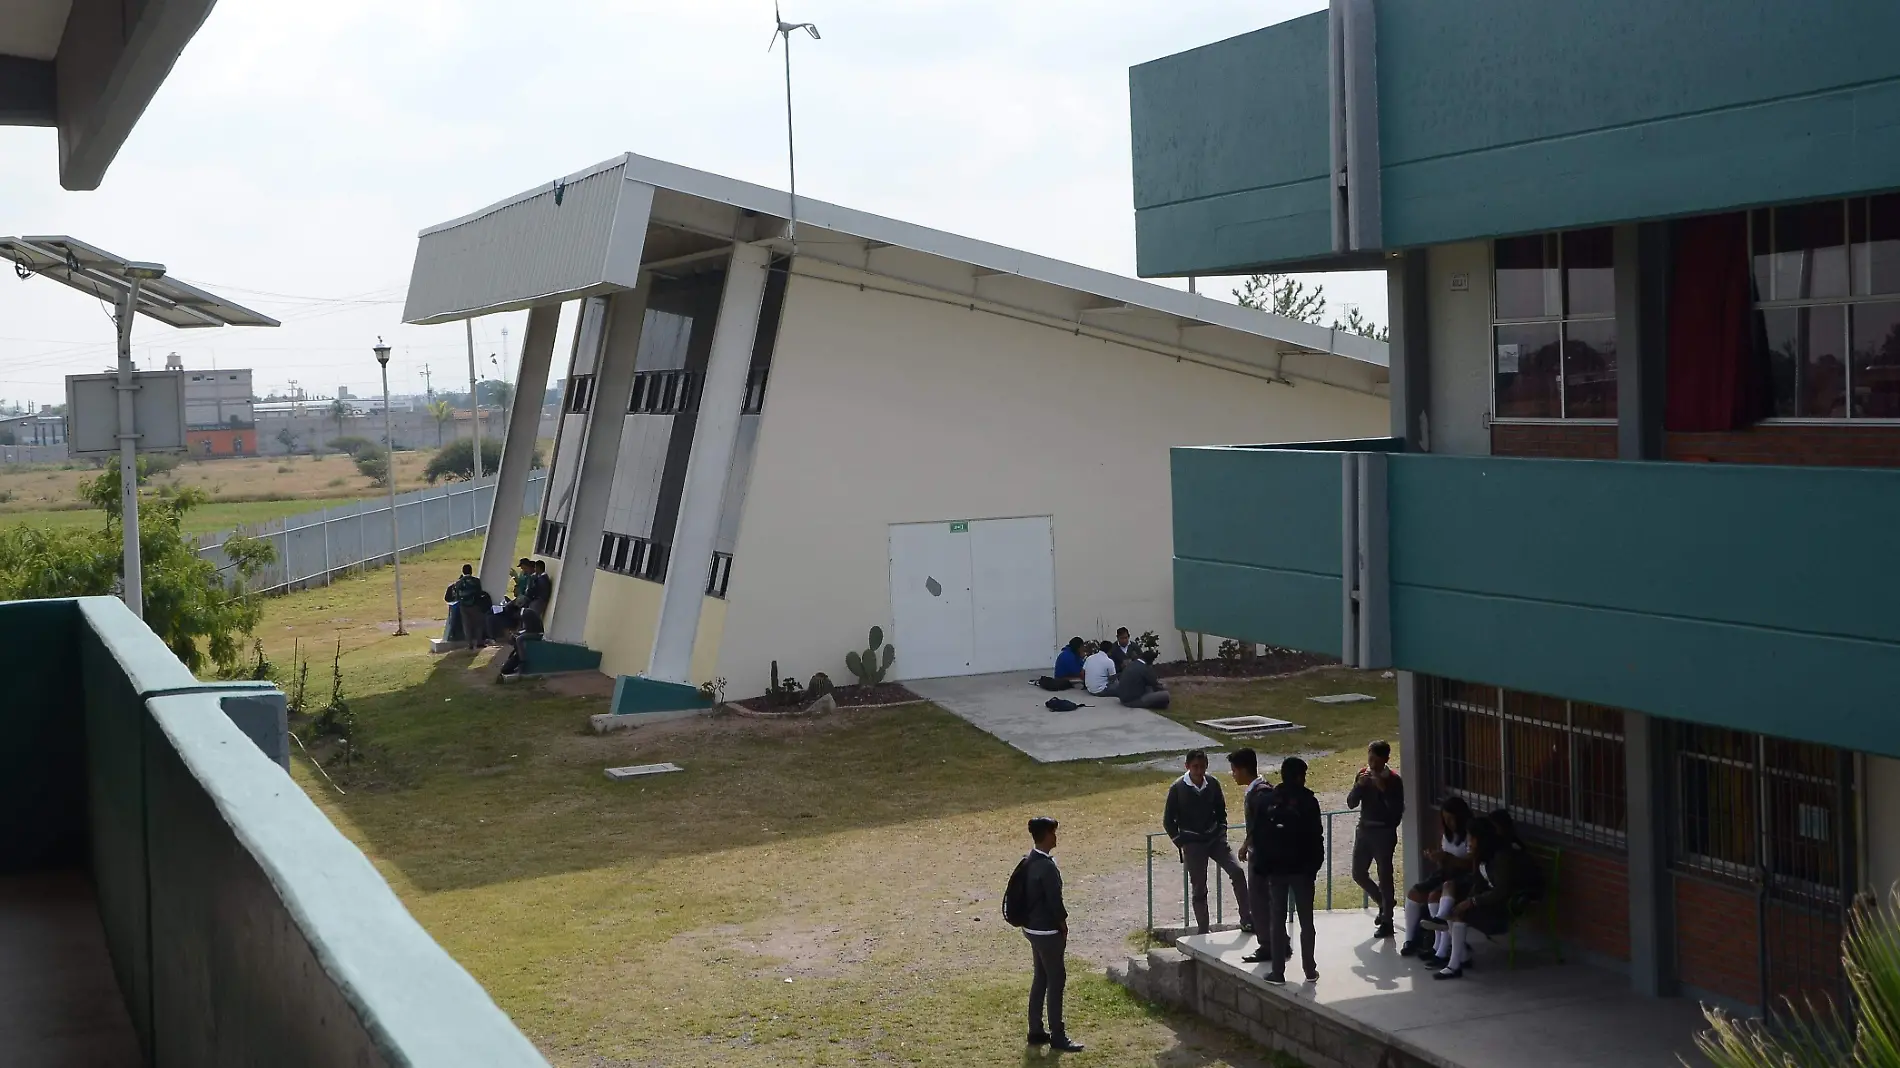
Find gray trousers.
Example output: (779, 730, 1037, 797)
(1120, 688, 1171, 709)
(457, 601, 487, 649)
(1025, 932, 1067, 1038)
(1268, 875, 1317, 974)
(1352, 824, 1398, 925)
(1182, 839, 1251, 931)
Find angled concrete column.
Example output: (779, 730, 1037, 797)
(478, 302, 560, 595)
(546, 278, 651, 644)
(646, 242, 771, 684)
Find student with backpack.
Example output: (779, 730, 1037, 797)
(1003, 816, 1083, 1053)
(1242, 756, 1324, 985)
(447, 564, 490, 651)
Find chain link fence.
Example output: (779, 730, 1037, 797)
(195, 471, 545, 595)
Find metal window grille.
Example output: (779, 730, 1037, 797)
(706, 551, 734, 598)
(1671, 722, 1854, 1012)
(742, 367, 770, 414)
(1425, 677, 1627, 848)
(564, 374, 596, 414)
(598, 531, 668, 583)
(628, 369, 700, 416)
(536, 519, 567, 558)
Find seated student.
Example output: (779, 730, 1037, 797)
(1425, 814, 1541, 980)
(1103, 627, 1134, 670)
(497, 603, 545, 680)
(1053, 637, 1086, 680)
(1115, 652, 1171, 710)
(1082, 642, 1118, 696)
(1400, 796, 1474, 959)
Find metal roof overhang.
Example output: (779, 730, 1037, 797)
(0, 236, 279, 327)
(0, 0, 221, 190)
(404, 153, 1389, 398)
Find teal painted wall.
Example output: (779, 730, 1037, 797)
(1131, 0, 1900, 273)
(1171, 446, 1342, 655)
(0, 600, 84, 874)
(1129, 13, 1333, 276)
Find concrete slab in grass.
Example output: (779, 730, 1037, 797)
(906, 672, 1214, 763)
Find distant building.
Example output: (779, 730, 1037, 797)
(0, 404, 66, 447)
(175, 356, 256, 456)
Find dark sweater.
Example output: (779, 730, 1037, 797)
(1346, 768, 1405, 828)
(1248, 782, 1324, 877)
(1163, 775, 1229, 845)
(1116, 658, 1163, 703)
(1019, 850, 1067, 932)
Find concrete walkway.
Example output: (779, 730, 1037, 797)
(0, 870, 141, 1067)
(907, 672, 1214, 762)
(1176, 916, 1710, 1068)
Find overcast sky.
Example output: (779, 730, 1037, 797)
(0, 0, 1383, 406)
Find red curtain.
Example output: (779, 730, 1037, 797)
(1666, 213, 1769, 432)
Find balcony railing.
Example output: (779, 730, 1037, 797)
(1172, 441, 1900, 760)
(1, 596, 546, 1066)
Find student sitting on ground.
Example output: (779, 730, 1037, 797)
(497, 599, 544, 680)
(1104, 627, 1134, 670)
(1082, 642, 1117, 696)
(1115, 651, 1171, 709)
(1053, 637, 1086, 681)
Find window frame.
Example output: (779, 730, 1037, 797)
(1752, 197, 1900, 424)
(1671, 724, 1852, 902)
(1489, 229, 1620, 425)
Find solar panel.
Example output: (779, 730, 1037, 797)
(0, 236, 279, 329)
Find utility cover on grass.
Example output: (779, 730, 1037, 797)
(604, 762, 684, 781)
(1308, 693, 1375, 705)
(1197, 716, 1301, 735)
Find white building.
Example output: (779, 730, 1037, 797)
(403, 154, 1389, 710)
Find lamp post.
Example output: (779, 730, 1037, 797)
(375, 338, 406, 635)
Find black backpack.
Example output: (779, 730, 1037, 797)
(1045, 697, 1087, 711)
(1002, 855, 1033, 927)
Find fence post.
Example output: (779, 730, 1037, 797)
(321, 506, 331, 586)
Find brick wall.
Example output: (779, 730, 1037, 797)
(1491, 422, 1618, 459)
(1545, 843, 1630, 961)
(1667, 424, 1900, 468)
(1676, 874, 1759, 1005)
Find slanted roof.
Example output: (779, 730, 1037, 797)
(405, 153, 1389, 398)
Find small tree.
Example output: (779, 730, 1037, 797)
(426, 399, 454, 447)
(1331, 305, 1390, 342)
(275, 427, 298, 453)
(328, 398, 348, 452)
(354, 448, 390, 488)
(424, 437, 540, 483)
(1235, 272, 1327, 324)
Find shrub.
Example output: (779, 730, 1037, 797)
(424, 437, 542, 483)
(354, 449, 390, 487)
(328, 435, 378, 459)
(845, 627, 895, 687)
(325, 477, 345, 488)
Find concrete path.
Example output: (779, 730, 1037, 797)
(907, 672, 1214, 762)
(0, 870, 141, 1067)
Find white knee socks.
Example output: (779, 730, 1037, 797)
(1446, 922, 1471, 970)
(1403, 900, 1422, 942)
(1430, 896, 1455, 957)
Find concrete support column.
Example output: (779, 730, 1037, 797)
(1615, 222, 1671, 461)
(1396, 671, 1427, 890)
(1625, 709, 1674, 995)
(1386, 251, 1431, 451)
(646, 242, 772, 684)
(478, 302, 559, 595)
(546, 279, 652, 644)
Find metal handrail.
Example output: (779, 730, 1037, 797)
(1146, 809, 1396, 935)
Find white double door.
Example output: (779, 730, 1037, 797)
(888, 516, 1056, 680)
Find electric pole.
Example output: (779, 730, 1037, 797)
(422, 363, 433, 398)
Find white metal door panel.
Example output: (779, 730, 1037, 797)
(888, 522, 974, 680)
(969, 516, 1057, 674)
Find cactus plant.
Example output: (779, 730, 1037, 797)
(845, 626, 896, 687)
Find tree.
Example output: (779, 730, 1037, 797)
(275, 427, 298, 453)
(424, 437, 541, 484)
(1331, 305, 1390, 342)
(1235, 272, 1327, 324)
(354, 448, 390, 488)
(3, 471, 275, 674)
(328, 398, 348, 453)
(426, 399, 454, 448)
(1693, 891, 1900, 1067)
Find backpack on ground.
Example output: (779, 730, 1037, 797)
(1036, 676, 1074, 692)
(1045, 697, 1086, 711)
(1002, 855, 1033, 927)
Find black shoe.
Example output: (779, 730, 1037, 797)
(1304, 967, 1320, 984)
(1420, 955, 1446, 969)
(1239, 922, 1255, 934)
(1262, 971, 1287, 986)
(1433, 965, 1465, 980)
(1241, 951, 1273, 964)
(1027, 1032, 1051, 1046)
(1419, 916, 1448, 932)
(1373, 922, 1395, 939)
(1398, 939, 1420, 957)
(1050, 1037, 1085, 1053)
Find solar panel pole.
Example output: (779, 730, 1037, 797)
(114, 269, 159, 620)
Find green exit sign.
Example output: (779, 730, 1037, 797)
(948, 521, 969, 533)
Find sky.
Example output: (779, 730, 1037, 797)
(0, 0, 1385, 408)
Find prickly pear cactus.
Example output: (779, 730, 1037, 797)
(846, 626, 897, 686)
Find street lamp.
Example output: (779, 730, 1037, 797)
(375, 338, 406, 636)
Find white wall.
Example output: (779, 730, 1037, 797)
(1867, 756, 1900, 900)
(709, 265, 1388, 698)
(1426, 242, 1494, 456)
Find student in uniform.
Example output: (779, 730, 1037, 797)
(1164, 750, 1254, 935)
(1017, 817, 1083, 1053)
(1400, 796, 1474, 959)
(1082, 642, 1118, 697)
(1422, 814, 1542, 979)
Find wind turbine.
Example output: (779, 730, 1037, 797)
(769, 3, 821, 242)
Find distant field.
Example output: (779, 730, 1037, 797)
(0, 452, 442, 535)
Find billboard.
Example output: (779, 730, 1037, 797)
(65, 370, 188, 456)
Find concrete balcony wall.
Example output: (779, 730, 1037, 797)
(0, 597, 548, 1067)
(1173, 446, 1900, 758)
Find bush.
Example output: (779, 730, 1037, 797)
(424, 437, 542, 483)
(328, 435, 378, 459)
(354, 449, 390, 487)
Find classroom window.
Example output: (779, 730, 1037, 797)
(1753, 195, 1900, 419)
(1493, 229, 1618, 420)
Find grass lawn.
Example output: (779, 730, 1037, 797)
(0, 495, 364, 535)
(257, 530, 1396, 1067)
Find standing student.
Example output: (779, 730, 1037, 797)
(512, 558, 533, 603)
(1164, 750, 1254, 935)
(1346, 740, 1404, 938)
(525, 560, 551, 620)
(1229, 748, 1278, 961)
(1016, 817, 1083, 1053)
(448, 564, 488, 651)
(1245, 757, 1324, 985)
